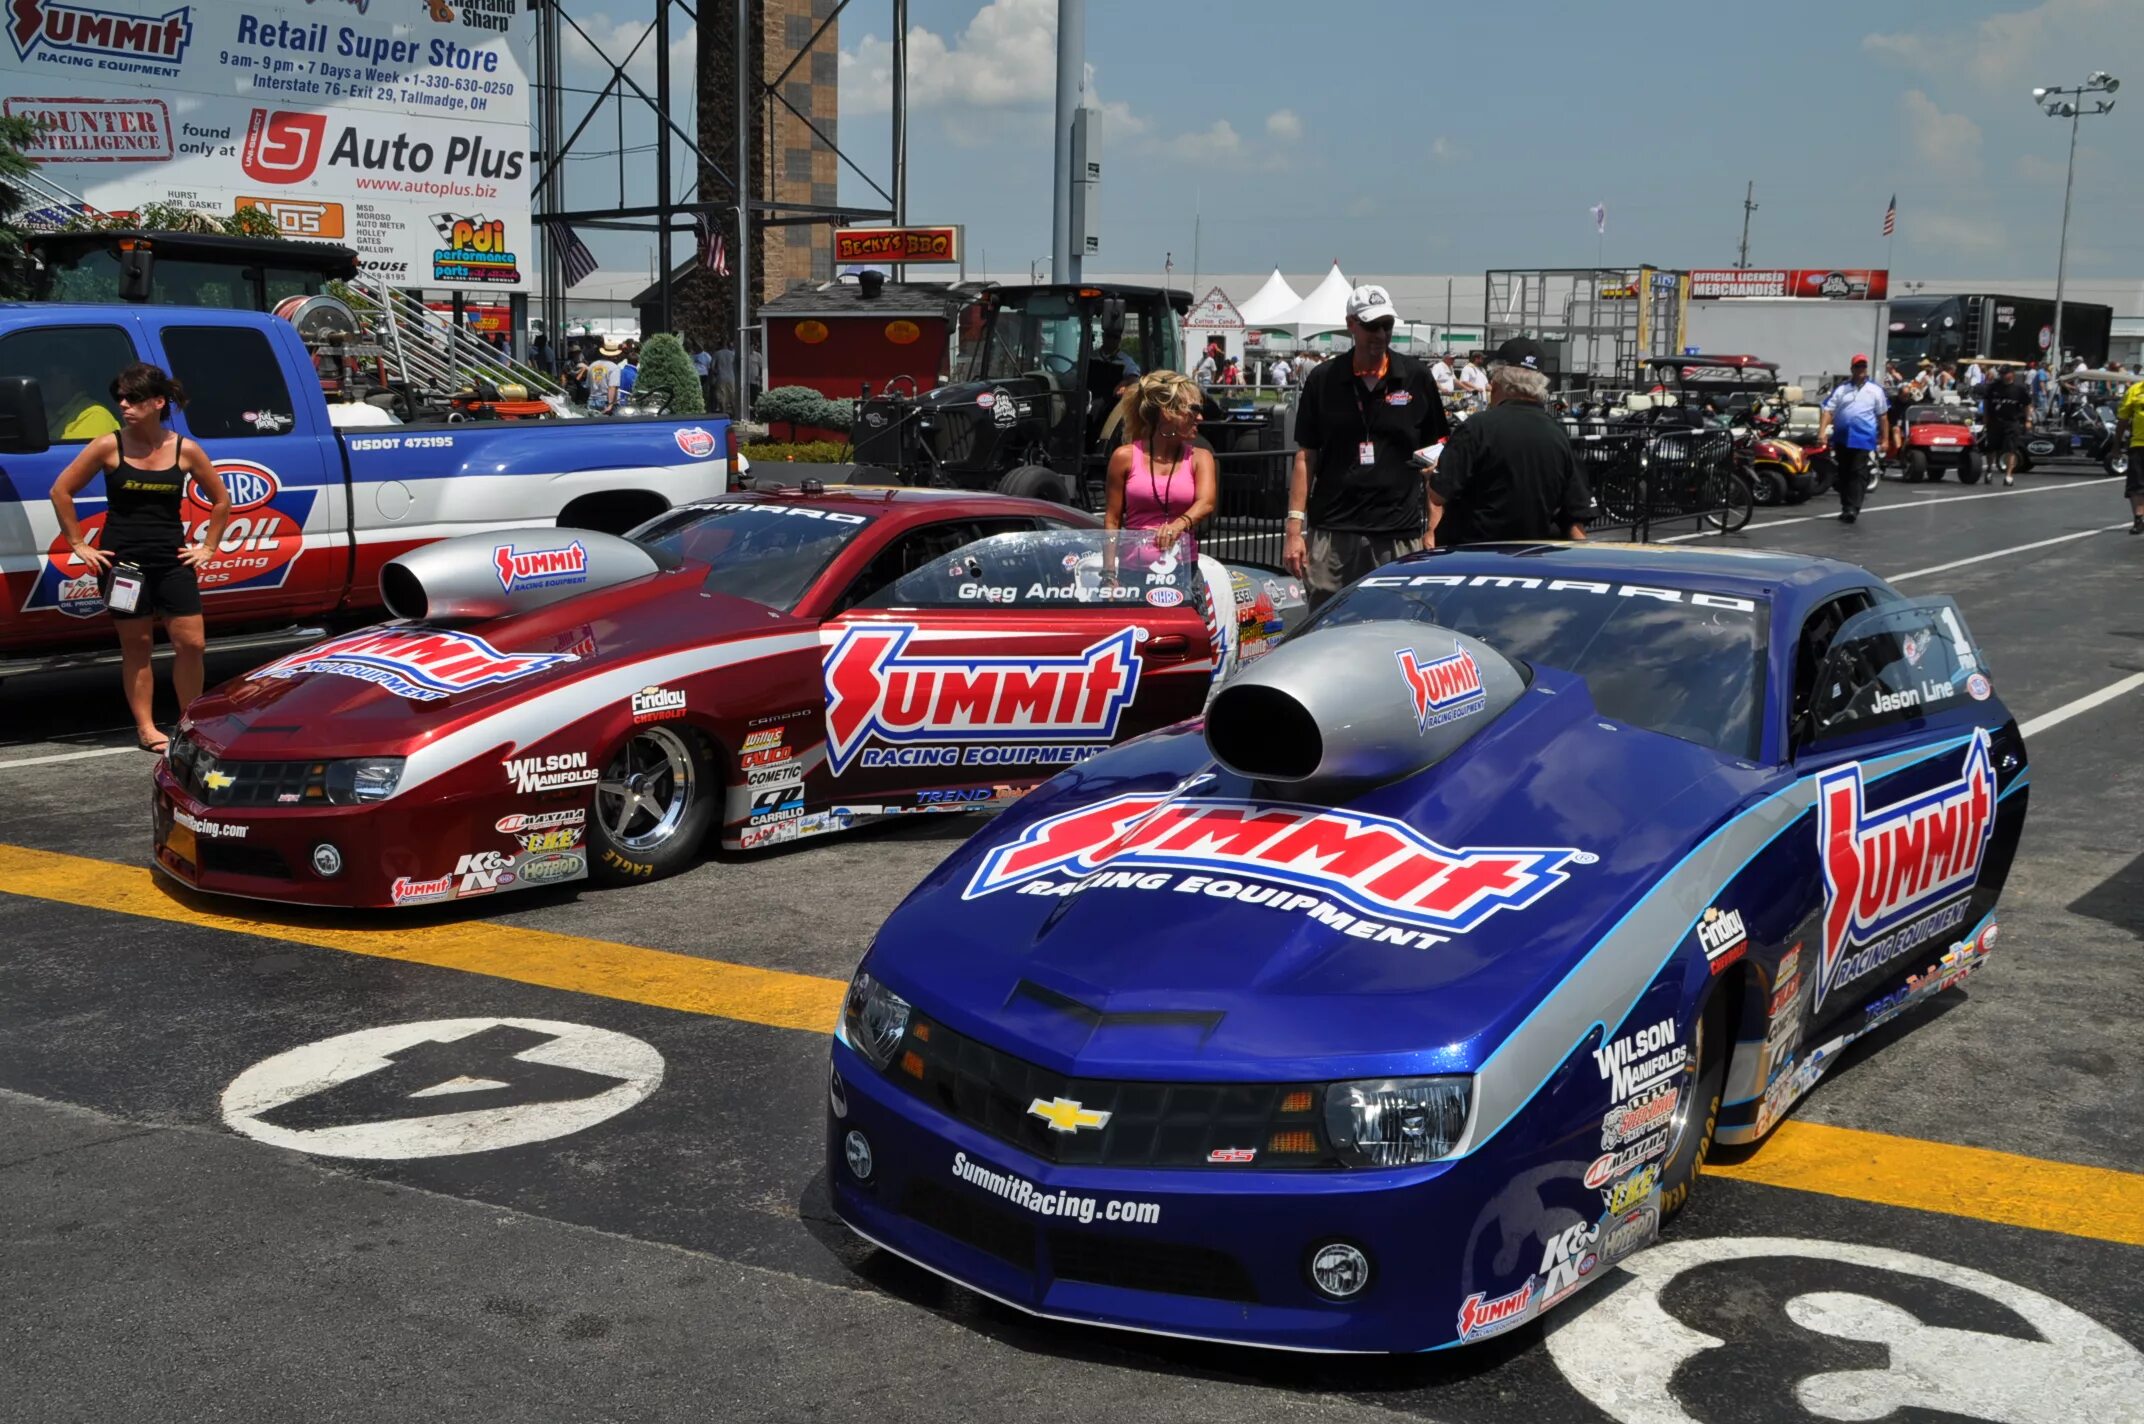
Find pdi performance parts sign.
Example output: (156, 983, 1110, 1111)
(2, 0, 533, 289)
(221, 1018, 663, 1160)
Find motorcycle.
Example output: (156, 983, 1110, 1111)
(1730, 409, 1834, 507)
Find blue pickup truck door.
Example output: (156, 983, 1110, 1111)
(0, 317, 167, 635)
(141, 317, 344, 625)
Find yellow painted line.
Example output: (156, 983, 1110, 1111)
(1710, 1118, 2144, 1248)
(0, 843, 845, 1034)
(7, 841, 2144, 1249)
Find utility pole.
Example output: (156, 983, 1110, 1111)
(1050, 0, 1084, 285)
(734, 0, 752, 412)
(2034, 71, 2118, 368)
(890, 0, 907, 282)
(1735, 181, 1757, 270)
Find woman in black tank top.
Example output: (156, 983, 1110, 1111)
(50, 363, 230, 754)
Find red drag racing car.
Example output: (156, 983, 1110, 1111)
(152, 488, 1300, 908)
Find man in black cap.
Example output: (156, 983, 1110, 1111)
(1285, 284, 1452, 608)
(1427, 337, 1591, 547)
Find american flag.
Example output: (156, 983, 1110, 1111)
(545, 221, 598, 288)
(1882, 194, 1896, 237)
(696, 212, 730, 277)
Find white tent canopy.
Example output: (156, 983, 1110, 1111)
(1235, 268, 1303, 325)
(1275, 262, 1353, 331)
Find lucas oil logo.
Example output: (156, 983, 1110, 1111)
(821, 622, 1142, 775)
(1396, 641, 1486, 732)
(8, 0, 191, 65)
(248, 629, 577, 701)
(493, 541, 588, 595)
(965, 791, 1581, 936)
(1816, 729, 1997, 1009)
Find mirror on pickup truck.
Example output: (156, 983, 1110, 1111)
(0, 376, 51, 454)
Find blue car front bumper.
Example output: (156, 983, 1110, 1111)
(825, 1037, 1505, 1354)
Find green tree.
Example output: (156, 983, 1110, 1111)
(635, 332, 705, 415)
(0, 114, 42, 299)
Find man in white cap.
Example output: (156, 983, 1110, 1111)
(1285, 284, 1452, 608)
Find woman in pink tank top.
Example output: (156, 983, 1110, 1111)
(1104, 370, 1217, 561)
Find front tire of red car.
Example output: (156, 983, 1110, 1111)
(590, 724, 718, 886)
(1658, 990, 1729, 1223)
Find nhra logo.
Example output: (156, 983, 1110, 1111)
(493, 540, 588, 595)
(673, 427, 718, 459)
(247, 628, 577, 702)
(821, 622, 1142, 775)
(1395, 642, 1485, 732)
(966, 792, 1581, 935)
(1816, 730, 1997, 1009)
(8, 0, 190, 65)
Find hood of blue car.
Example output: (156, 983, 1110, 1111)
(864, 667, 1771, 1082)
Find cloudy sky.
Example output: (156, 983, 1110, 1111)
(556, 0, 2139, 282)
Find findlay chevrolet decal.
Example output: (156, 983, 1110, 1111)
(821, 622, 1143, 775)
(248, 628, 576, 701)
(966, 792, 1583, 939)
(1816, 729, 1997, 1009)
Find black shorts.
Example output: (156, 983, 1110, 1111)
(98, 558, 202, 621)
(1984, 421, 2024, 456)
(2126, 449, 2143, 499)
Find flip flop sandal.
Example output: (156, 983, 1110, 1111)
(138, 732, 170, 754)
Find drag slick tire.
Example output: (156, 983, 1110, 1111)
(1658, 990, 1729, 1223)
(590, 724, 717, 886)
(998, 463, 1072, 503)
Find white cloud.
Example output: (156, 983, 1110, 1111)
(1432, 136, 1464, 162)
(1897, 90, 1983, 174)
(2016, 148, 2098, 182)
(1266, 109, 1303, 142)
(1864, 0, 2139, 87)
(842, 0, 1057, 115)
(560, 10, 696, 100)
(1911, 210, 2011, 255)
(1171, 120, 1246, 165)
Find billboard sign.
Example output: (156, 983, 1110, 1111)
(1688, 269, 1890, 301)
(833, 225, 963, 266)
(1, 0, 534, 290)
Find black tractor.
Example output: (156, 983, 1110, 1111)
(844, 283, 1287, 508)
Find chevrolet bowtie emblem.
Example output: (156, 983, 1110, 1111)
(203, 770, 235, 791)
(1028, 1096, 1111, 1134)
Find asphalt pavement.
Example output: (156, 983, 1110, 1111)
(3, 459, 2140, 1423)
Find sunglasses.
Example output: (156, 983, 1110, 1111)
(1359, 319, 1395, 335)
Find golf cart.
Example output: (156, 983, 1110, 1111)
(1897, 397, 1985, 484)
(845, 284, 1286, 506)
(1635, 355, 1832, 507)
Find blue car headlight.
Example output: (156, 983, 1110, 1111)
(1323, 1077, 1471, 1167)
(842, 968, 912, 1072)
(323, 757, 405, 804)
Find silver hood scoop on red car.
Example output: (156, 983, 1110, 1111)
(380, 529, 672, 623)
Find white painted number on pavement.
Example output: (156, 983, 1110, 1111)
(221, 1018, 664, 1160)
(1546, 1236, 2144, 1423)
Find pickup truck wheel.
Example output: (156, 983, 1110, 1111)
(590, 725, 716, 886)
(998, 463, 1071, 503)
(560, 491, 669, 537)
(1658, 989, 1729, 1223)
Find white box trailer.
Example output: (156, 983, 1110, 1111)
(1682, 298, 1890, 393)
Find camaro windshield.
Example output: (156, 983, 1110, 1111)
(631, 501, 874, 611)
(1310, 573, 1768, 758)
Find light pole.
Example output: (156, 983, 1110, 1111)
(2033, 71, 2118, 371)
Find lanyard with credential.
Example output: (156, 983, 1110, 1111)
(1350, 355, 1388, 467)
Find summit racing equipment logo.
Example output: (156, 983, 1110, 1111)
(247, 629, 577, 702)
(1816, 730, 1997, 1009)
(951, 1152, 1159, 1227)
(1396, 642, 1486, 732)
(493, 541, 588, 595)
(1457, 1280, 1534, 1343)
(8, 0, 190, 66)
(821, 623, 1142, 775)
(966, 792, 1582, 936)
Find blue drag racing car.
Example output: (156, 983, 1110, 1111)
(825, 544, 2028, 1353)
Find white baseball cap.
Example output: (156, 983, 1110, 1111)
(1346, 284, 1400, 325)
